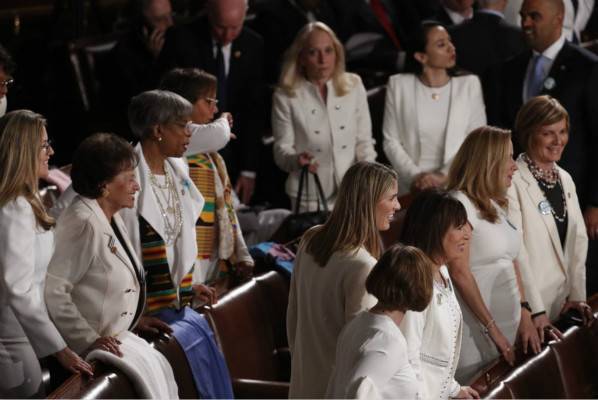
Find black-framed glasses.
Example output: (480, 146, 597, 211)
(0, 78, 14, 88)
(41, 139, 53, 153)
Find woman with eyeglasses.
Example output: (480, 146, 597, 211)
(160, 68, 254, 285)
(119, 90, 233, 398)
(0, 110, 92, 397)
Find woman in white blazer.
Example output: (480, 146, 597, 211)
(399, 190, 478, 399)
(272, 22, 377, 211)
(382, 21, 486, 195)
(507, 96, 592, 339)
(119, 90, 234, 398)
(0, 110, 91, 397)
(45, 133, 172, 354)
(287, 162, 400, 398)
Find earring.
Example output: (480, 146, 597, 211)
(102, 188, 110, 198)
(157, 137, 163, 142)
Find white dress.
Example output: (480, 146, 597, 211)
(452, 191, 521, 382)
(326, 311, 420, 399)
(400, 266, 463, 399)
(0, 197, 66, 397)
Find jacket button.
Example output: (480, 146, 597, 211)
(314, 130, 320, 134)
(340, 125, 345, 130)
(342, 145, 347, 149)
(121, 312, 127, 317)
(317, 149, 322, 152)
(335, 105, 340, 110)
(311, 109, 316, 114)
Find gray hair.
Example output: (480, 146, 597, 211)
(128, 90, 192, 140)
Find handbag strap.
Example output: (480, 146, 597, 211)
(294, 165, 330, 214)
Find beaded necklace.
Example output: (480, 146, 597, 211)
(521, 153, 567, 223)
(148, 164, 183, 246)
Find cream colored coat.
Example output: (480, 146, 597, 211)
(272, 74, 377, 206)
(507, 160, 587, 320)
(45, 196, 145, 354)
(287, 242, 377, 398)
(382, 73, 486, 194)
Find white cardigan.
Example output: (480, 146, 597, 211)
(45, 196, 145, 354)
(272, 74, 377, 204)
(382, 73, 486, 194)
(507, 159, 587, 320)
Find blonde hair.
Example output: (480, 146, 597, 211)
(515, 95, 569, 153)
(303, 161, 398, 266)
(447, 126, 512, 223)
(278, 21, 353, 97)
(0, 110, 54, 230)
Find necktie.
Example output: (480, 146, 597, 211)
(369, 0, 401, 50)
(571, 0, 580, 43)
(216, 45, 227, 111)
(526, 54, 548, 101)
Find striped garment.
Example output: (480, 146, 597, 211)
(187, 153, 216, 260)
(139, 216, 193, 314)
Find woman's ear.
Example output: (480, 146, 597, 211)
(414, 52, 426, 66)
(151, 124, 162, 142)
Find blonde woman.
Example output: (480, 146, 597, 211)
(287, 161, 400, 398)
(0, 110, 92, 397)
(446, 127, 539, 382)
(382, 21, 486, 195)
(508, 96, 591, 337)
(272, 22, 376, 211)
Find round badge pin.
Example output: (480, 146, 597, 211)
(538, 200, 552, 215)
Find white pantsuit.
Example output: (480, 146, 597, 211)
(507, 160, 588, 320)
(0, 197, 66, 397)
(382, 74, 486, 194)
(272, 74, 377, 211)
(45, 196, 145, 354)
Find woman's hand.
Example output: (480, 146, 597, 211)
(517, 309, 541, 354)
(135, 316, 173, 336)
(193, 283, 217, 306)
(560, 300, 595, 327)
(412, 172, 447, 191)
(454, 386, 480, 399)
(54, 347, 94, 376)
(298, 152, 319, 173)
(532, 313, 563, 342)
(86, 336, 123, 357)
(488, 324, 515, 365)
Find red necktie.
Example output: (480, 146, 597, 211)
(370, 0, 401, 50)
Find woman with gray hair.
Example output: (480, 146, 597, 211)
(120, 90, 233, 398)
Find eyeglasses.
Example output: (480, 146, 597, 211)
(41, 139, 53, 153)
(204, 97, 218, 106)
(0, 78, 14, 88)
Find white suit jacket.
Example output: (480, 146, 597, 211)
(45, 196, 145, 354)
(0, 197, 66, 357)
(507, 160, 587, 320)
(272, 74, 377, 203)
(120, 144, 205, 287)
(382, 73, 486, 194)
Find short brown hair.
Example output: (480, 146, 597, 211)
(71, 133, 138, 198)
(366, 244, 434, 312)
(515, 95, 569, 153)
(399, 189, 467, 264)
(159, 68, 217, 104)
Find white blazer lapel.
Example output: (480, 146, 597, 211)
(82, 197, 143, 283)
(135, 144, 167, 241)
(519, 162, 567, 272)
(166, 157, 204, 284)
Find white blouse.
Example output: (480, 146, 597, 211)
(416, 79, 451, 172)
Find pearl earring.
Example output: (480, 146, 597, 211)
(158, 137, 163, 142)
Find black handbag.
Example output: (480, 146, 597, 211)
(270, 166, 331, 243)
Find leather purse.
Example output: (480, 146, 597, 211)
(270, 166, 330, 243)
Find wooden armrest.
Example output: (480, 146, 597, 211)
(232, 378, 289, 399)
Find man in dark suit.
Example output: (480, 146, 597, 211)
(495, 0, 598, 296)
(449, 0, 525, 78)
(160, 0, 265, 204)
(433, 0, 474, 26)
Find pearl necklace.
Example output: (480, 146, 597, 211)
(148, 164, 183, 246)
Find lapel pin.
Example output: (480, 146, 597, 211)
(544, 77, 556, 90)
(234, 50, 241, 59)
(108, 237, 117, 254)
(538, 200, 552, 215)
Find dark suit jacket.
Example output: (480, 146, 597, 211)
(495, 42, 598, 207)
(159, 17, 266, 179)
(433, 6, 454, 27)
(449, 11, 525, 77)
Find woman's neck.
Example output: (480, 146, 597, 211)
(96, 197, 117, 222)
(528, 154, 554, 171)
(370, 303, 405, 327)
(419, 68, 450, 88)
(141, 141, 166, 174)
